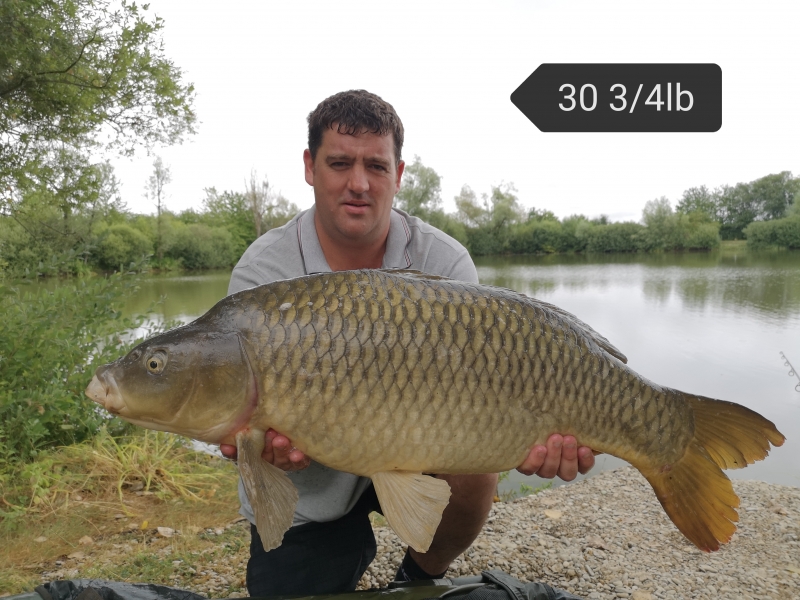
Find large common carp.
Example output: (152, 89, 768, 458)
(86, 270, 784, 554)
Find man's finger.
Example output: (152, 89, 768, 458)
(536, 434, 564, 479)
(577, 445, 596, 475)
(260, 429, 277, 464)
(516, 445, 547, 476)
(219, 443, 237, 460)
(556, 436, 579, 481)
(271, 434, 309, 471)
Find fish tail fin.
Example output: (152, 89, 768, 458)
(637, 394, 784, 552)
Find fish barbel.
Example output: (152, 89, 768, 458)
(86, 270, 784, 554)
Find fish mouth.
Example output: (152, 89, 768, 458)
(85, 371, 127, 415)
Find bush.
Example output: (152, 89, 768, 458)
(585, 222, 648, 253)
(167, 223, 239, 269)
(560, 216, 593, 252)
(93, 224, 153, 271)
(508, 220, 565, 254)
(682, 222, 721, 250)
(465, 227, 504, 256)
(0, 273, 166, 467)
(745, 216, 800, 248)
(0, 210, 96, 278)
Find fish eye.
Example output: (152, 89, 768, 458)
(145, 351, 167, 374)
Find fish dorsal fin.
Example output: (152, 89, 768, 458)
(536, 299, 628, 364)
(371, 471, 451, 553)
(236, 429, 299, 551)
(385, 269, 455, 282)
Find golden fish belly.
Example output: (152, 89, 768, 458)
(240, 270, 693, 476)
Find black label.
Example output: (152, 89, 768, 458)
(511, 64, 722, 132)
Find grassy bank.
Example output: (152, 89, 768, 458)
(0, 431, 546, 597)
(0, 431, 242, 596)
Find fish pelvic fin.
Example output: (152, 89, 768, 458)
(371, 471, 451, 553)
(638, 394, 784, 552)
(236, 429, 299, 552)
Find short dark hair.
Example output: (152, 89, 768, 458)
(307, 90, 404, 165)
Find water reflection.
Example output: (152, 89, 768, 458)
(122, 270, 232, 323)
(476, 249, 800, 321)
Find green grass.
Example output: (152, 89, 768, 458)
(0, 431, 242, 597)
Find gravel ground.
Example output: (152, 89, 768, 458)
(358, 467, 800, 600)
(26, 467, 800, 600)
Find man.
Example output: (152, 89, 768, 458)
(222, 90, 595, 596)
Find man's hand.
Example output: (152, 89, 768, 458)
(516, 434, 595, 481)
(219, 429, 311, 472)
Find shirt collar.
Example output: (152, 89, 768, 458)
(297, 206, 413, 274)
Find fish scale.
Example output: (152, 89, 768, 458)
(87, 268, 785, 553)
(248, 272, 661, 474)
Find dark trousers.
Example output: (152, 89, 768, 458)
(246, 485, 382, 597)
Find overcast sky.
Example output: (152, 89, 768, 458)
(111, 0, 800, 223)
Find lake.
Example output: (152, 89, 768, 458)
(120, 247, 800, 492)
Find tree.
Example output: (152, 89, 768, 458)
(642, 196, 679, 249)
(262, 193, 299, 232)
(145, 156, 171, 262)
(202, 187, 254, 254)
(244, 171, 272, 238)
(717, 183, 758, 239)
(527, 207, 559, 222)
(486, 184, 524, 230)
(749, 171, 799, 221)
(676, 185, 720, 222)
(395, 156, 442, 218)
(454, 185, 485, 227)
(244, 171, 299, 239)
(1, 0, 195, 212)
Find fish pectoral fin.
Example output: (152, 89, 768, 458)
(371, 471, 451, 554)
(236, 430, 299, 552)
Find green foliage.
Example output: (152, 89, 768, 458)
(585, 222, 648, 253)
(641, 196, 680, 249)
(459, 184, 525, 256)
(466, 226, 504, 256)
(508, 219, 565, 254)
(640, 198, 720, 251)
(0, 156, 122, 277)
(676, 185, 721, 222)
(1, 0, 195, 209)
(94, 223, 152, 270)
(262, 193, 300, 233)
(0, 271, 167, 466)
(744, 216, 800, 249)
(527, 207, 559, 222)
(560, 215, 593, 252)
(454, 185, 485, 228)
(790, 196, 800, 218)
(396, 155, 443, 219)
(201, 187, 255, 256)
(166, 223, 239, 270)
(675, 173, 799, 240)
(682, 220, 721, 250)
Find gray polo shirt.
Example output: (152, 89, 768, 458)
(228, 205, 478, 526)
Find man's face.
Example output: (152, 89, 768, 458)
(304, 127, 404, 248)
